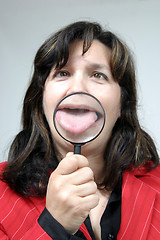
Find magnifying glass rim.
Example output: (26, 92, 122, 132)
(53, 91, 106, 145)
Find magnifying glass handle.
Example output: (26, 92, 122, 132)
(74, 144, 81, 154)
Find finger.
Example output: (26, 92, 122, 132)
(57, 154, 89, 175)
(69, 167, 94, 185)
(78, 193, 99, 211)
(74, 181, 98, 197)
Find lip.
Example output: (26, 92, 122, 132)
(57, 103, 97, 112)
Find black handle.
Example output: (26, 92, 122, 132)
(74, 144, 81, 154)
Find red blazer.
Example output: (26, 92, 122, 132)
(0, 162, 160, 239)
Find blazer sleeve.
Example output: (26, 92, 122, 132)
(21, 221, 53, 240)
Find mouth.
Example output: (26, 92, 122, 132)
(55, 104, 103, 134)
(59, 107, 102, 119)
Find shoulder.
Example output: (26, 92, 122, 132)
(0, 162, 25, 220)
(0, 161, 7, 172)
(0, 162, 17, 206)
(123, 165, 160, 193)
(0, 161, 8, 193)
(0, 163, 46, 238)
(137, 165, 160, 193)
(0, 162, 45, 227)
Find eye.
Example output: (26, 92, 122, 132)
(91, 72, 108, 82)
(54, 70, 70, 79)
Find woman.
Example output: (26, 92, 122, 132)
(0, 21, 160, 240)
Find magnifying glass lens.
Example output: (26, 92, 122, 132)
(53, 92, 105, 153)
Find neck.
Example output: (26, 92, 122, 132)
(83, 151, 105, 185)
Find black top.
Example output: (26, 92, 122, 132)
(38, 183, 121, 240)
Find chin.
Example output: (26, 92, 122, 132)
(80, 139, 106, 157)
(54, 139, 74, 158)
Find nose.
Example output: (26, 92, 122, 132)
(67, 73, 88, 95)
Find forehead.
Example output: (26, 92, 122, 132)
(67, 39, 111, 67)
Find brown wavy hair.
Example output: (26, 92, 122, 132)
(1, 21, 159, 197)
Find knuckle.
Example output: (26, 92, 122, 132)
(59, 189, 70, 203)
(50, 174, 64, 192)
(91, 181, 98, 192)
(54, 178, 62, 191)
(85, 167, 94, 179)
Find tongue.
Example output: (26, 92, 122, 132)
(56, 109, 97, 134)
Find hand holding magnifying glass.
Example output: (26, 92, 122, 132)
(53, 92, 105, 154)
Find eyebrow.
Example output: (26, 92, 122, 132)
(58, 62, 111, 74)
(63, 62, 110, 71)
(87, 63, 110, 71)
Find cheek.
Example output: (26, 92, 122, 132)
(42, 83, 67, 133)
(43, 82, 60, 114)
(43, 91, 58, 139)
(101, 90, 121, 121)
(42, 87, 55, 125)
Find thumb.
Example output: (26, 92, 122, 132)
(57, 153, 89, 175)
(66, 152, 74, 157)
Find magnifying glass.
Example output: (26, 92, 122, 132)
(53, 92, 105, 154)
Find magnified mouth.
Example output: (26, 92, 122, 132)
(55, 105, 102, 134)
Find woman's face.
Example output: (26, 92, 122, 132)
(43, 40, 121, 158)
